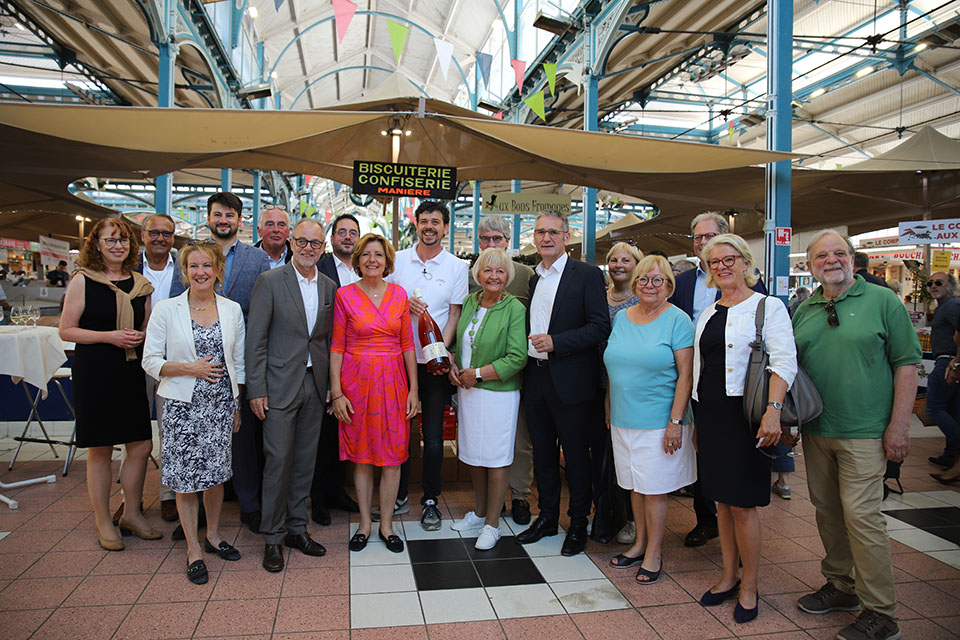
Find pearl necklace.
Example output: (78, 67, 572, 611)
(608, 288, 633, 303)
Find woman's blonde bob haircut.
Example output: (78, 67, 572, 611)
(471, 247, 515, 288)
(351, 233, 396, 277)
(631, 254, 676, 296)
(179, 241, 226, 288)
(701, 233, 760, 289)
(605, 242, 643, 288)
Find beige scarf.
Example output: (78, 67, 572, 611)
(77, 268, 154, 361)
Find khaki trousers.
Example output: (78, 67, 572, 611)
(803, 434, 897, 618)
(509, 404, 534, 500)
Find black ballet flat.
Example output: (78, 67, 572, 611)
(378, 529, 404, 553)
(204, 538, 241, 561)
(700, 580, 741, 606)
(186, 559, 208, 585)
(349, 532, 368, 552)
(734, 594, 759, 623)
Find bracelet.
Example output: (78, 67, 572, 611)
(331, 394, 344, 401)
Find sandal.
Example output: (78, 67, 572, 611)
(349, 532, 368, 552)
(636, 558, 662, 585)
(186, 559, 208, 585)
(204, 539, 241, 561)
(610, 553, 644, 568)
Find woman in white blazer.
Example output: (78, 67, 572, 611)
(143, 240, 245, 585)
(691, 234, 797, 624)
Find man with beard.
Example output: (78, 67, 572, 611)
(309, 213, 363, 524)
(255, 205, 292, 269)
(207, 192, 271, 532)
(388, 201, 469, 530)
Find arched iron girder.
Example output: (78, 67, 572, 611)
(290, 65, 427, 110)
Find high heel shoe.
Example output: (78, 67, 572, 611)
(118, 516, 163, 540)
(96, 525, 125, 552)
(734, 593, 759, 623)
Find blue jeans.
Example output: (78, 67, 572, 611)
(926, 358, 960, 458)
(771, 444, 795, 473)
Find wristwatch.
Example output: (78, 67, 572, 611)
(475, 368, 483, 382)
(669, 417, 682, 425)
(768, 401, 783, 410)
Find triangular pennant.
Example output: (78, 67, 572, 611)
(562, 62, 583, 95)
(332, 0, 357, 44)
(405, 205, 415, 223)
(333, 182, 342, 196)
(544, 63, 557, 95)
(511, 59, 526, 91)
(434, 39, 454, 81)
(493, 112, 503, 120)
(274, 0, 285, 10)
(387, 20, 410, 63)
(476, 51, 492, 87)
(523, 91, 546, 122)
(324, 207, 333, 224)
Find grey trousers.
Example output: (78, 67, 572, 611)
(509, 404, 534, 500)
(260, 369, 324, 544)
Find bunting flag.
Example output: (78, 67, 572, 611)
(475, 51, 492, 87)
(387, 20, 410, 63)
(524, 91, 546, 122)
(729, 121, 735, 142)
(324, 207, 333, 224)
(544, 63, 557, 95)
(274, 0, 285, 10)
(332, 0, 357, 44)
(511, 59, 526, 91)
(562, 62, 583, 95)
(493, 112, 503, 120)
(434, 39, 454, 81)
(333, 182, 341, 196)
(405, 205, 415, 223)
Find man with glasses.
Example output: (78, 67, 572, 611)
(469, 216, 536, 524)
(247, 219, 336, 572)
(388, 201, 468, 530)
(926, 272, 960, 470)
(310, 213, 363, 525)
(517, 210, 609, 556)
(255, 205, 292, 269)
(792, 229, 919, 640)
(668, 211, 767, 547)
(207, 192, 271, 533)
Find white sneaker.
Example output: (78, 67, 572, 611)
(616, 520, 636, 544)
(451, 510, 485, 531)
(474, 524, 502, 550)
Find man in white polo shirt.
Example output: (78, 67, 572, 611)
(388, 201, 468, 530)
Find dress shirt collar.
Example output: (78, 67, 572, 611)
(536, 252, 568, 278)
(410, 243, 445, 266)
(294, 265, 317, 286)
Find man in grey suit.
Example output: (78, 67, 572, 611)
(246, 218, 336, 572)
(207, 192, 271, 532)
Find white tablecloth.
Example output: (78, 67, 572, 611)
(0, 326, 67, 396)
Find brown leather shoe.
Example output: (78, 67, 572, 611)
(263, 543, 284, 572)
(118, 516, 163, 540)
(96, 525, 124, 552)
(160, 499, 178, 522)
(283, 531, 326, 557)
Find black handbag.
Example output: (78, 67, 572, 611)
(743, 297, 823, 446)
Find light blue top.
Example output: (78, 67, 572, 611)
(604, 304, 695, 429)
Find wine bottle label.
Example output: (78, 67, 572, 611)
(422, 341, 446, 361)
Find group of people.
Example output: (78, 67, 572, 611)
(61, 195, 925, 640)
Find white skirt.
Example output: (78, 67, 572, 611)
(611, 424, 696, 494)
(457, 387, 520, 468)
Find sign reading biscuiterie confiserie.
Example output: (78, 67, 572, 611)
(353, 161, 457, 199)
(481, 192, 572, 216)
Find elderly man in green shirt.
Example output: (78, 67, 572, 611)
(792, 230, 920, 640)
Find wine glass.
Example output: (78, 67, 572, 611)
(11, 306, 22, 328)
(29, 305, 40, 327)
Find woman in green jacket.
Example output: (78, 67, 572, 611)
(448, 247, 527, 550)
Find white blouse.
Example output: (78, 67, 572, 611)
(692, 292, 797, 400)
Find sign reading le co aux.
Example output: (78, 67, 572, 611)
(353, 161, 457, 199)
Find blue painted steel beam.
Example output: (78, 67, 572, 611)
(764, 0, 791, 302)
(512, 179, 521, 251)
(582, 72, 599, 265)
(155, 35, 176, 215)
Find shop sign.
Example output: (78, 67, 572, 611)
(775, 227, 792, 246)
(898, 218, 960, 244)
(481, 192, 572, 216)
(932, 250, 952, 270)
(869, 249, 960, 262)
(857, 236, 900, 249)
(352, 161, 457, 199)
(39, 235, 70, 268)
(0, 237, 31, 250)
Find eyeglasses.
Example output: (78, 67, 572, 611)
(825, 300, 839, 327)
(479, 235, 506, 244)
(146, 230, 174, 240)
(706, 255, 740, 269)
(534, 229, 565, 238)
(187, 238, 217, 246)
(292, 237, 323, 250)
(100, 237, 130, 247)
(693, 232, 719, 243)
(335, 229, 359, 238)
(637, 276, 666, 288)
(261, 204, 287, 212)
(931, 279, 947, 287)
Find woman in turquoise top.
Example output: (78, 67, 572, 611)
(604, 255, 695, 584)
(448, 248, 527, 551)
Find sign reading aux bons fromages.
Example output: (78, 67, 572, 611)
(482, 193, 572, 216)
(353, 161, 457, 199)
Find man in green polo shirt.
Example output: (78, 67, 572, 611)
(792, 230, 920, 640)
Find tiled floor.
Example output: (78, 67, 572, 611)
(1, 424, 959, 639)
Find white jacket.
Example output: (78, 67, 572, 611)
(142, 291, 245, 403)
(692, 292, 797, 400)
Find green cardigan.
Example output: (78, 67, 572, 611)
(453, 291, 527, 392)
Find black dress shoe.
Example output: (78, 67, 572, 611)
(328, 493, 360, 513)
(378, 529, 404, 553)
(204, 538, 241, 561)
(263, 543, 284, 572)
(684, 523, 719, 548)
(186, 559, 208, 584)
(516, 517, 559, 544)
(349, 532, 368, 552)
(929, 455, 958, 469)
(511, 499, 532, 525)
(284, 531, 326, 557)
(240, 510, 261, 533)
(312, 505, 331, 526)
(561, 522, 588, 556)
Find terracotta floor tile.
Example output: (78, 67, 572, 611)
(500, 614, 583, 640)
(639, 602, 734, 640)
(705, 597, 801, 636)
(426, 620, 507, 640)
(0, 511, 41, 532)
(49, 529, 105, 552)
(0, 576, 83, 610)
(17, 510, 90, 531)
(0, 529, 66, 553)
(158, 547, 226, 574)
(3, 608, 53, 640)
(350, 626, 429, 639)
(758, 564, 812, 595)
(63, 573, 150, 606)
(895, 580, 960, 618)
(932, 579, 960, 599)
(210, 569, 284, 600)
(763, 591, 858, 630)
(285, 542, 350, 568)
(195, 598, 278, 636)
(22, 550, 105, 578)
(274, 594, 349, 633)
(933, 616, 960, 634)
(114, 601, 205, 640)
(610, 573, 697, 607)
(138, 571, 216, 603)
(281, 567, 350, 597)
(571, 608, 660, 639)
(893, 552, 960, 581)
(761, 537, 820, 563)
(271, 632, 349, 640)
(0, 551, 42, 579)
(897, 617, 960, 639)
(31, 604, 130, 640)
(218, 545, 268, 572)
(91, 548, 170, 575)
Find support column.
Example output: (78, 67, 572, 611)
(582, 72, 599, 265)
(449, 205, 456, 254)
(472, 181, 482, 254)
(221, 169, 232, 192)
(155, 37, 176, 215)
(764, 0, 792, 302)
(512, 179, 521, 250)
(252, 170, 262, 244)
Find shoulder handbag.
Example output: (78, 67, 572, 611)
(743, 296, 823, 447)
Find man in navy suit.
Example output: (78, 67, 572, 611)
(207, 192, 271, 532)
(668, 211, 766, 548)
(516, 210, 611, 556)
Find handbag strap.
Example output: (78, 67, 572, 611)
(751, 296, 767, 353)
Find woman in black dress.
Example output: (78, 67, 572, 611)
(691, 234, 797, 624)
(60, 218, 159, 551)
